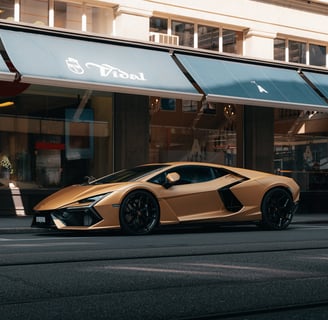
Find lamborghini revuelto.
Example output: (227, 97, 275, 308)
(32, 162, 300, 234)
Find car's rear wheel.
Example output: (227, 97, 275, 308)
(119, 190, 160, 235)
(261, 188, 294, 230)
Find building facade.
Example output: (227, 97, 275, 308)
(0, 0, 328, 214)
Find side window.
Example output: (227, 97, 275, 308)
(212, 167, 230, 179)
(149, 172, 166, 185)
(149, 165, 229, 185)
(169, 166, 215, 184)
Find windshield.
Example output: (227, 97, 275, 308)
(89, 164, 168, 185)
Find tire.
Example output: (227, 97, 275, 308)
(261, 188, 295, 230)
(119, 190, 160, 235)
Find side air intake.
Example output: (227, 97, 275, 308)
(218, 181, 244, 212)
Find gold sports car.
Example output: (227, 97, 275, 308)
(32, 162, 300, 235)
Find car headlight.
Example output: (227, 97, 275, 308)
(78, 193, 110, 205)
(65, 193, 111, 209)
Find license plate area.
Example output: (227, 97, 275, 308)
(36, 216, 46, 223)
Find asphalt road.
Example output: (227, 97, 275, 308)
(1, 223, 328, 320)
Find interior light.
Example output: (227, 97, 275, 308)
(0, 101, 14, 108)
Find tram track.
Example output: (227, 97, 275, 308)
(176, 300, 328, 320)
(1, 242, 328, 267)
(1, 228, 328, 320)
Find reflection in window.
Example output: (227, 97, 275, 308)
(310, 44, 326, 67)
(54, 1, 82, 31)
(149, 100, 237, 166)
(54, 1, 66, 28)
(182, 100, 198, 112)
(274, 38, 286, 61)
(150, 17, 168, 34)
(20, 0, 48, 25)
(0, 0, 15, 20)
(198, 25, 219, 51)
(172, 20, 194, 47)
(274, 109, 328, 192)
(223, 29, 242, 54)
(289, 40, 306, 64)
(161, 98, 176, 111)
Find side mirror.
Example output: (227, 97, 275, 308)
(163, 172, 180, 189)
(84, 175, 96, 184)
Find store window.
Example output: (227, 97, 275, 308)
(274, 109, 328, 192)
(289, 40, 306, 64)
(149, 99, 237, 166)
(223, 29, 243, 54)
(150, 17, 168, 34)
(310, 44, 326, 67)
(0, 0, 15, 20)
(172, 20, 194, 47)
(20, 0, 48, 25)
(198, 25, 219, 51)
(274, 38, 286, 61)
(0, 88, 113, 189)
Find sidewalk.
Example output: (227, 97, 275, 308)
(0, 213, 328, 234)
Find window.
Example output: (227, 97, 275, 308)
(150, 17, 168, 34)
(54, 1, 82, 31)
(0, 90, 113, 189)
(54, 1, 66, 28)
(85, 6, 112, 34)
(274, 109, 328, 192)
(274, 38, 326, 67)
(150, 17, 242, 54)
(310, 44, 326, 67)
(182, 100, 198, 112)
(150, 165, 222, 185)
(289, 40, 306, 64)
(198, 25, 219, 51)
(161, 98, 176, 111)
(172, 20, 194, 47)
(0, 0, 15, 20)
(274, 38, 286, 61)
(20, 0, 48, 25)
(223, 29, 242, 54)
(149, 99, 237, 166)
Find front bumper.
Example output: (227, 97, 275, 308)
(32, 207, 103, 229)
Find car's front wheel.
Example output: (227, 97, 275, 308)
(119, 190, 160, 235)
(261, 188, 295, 230)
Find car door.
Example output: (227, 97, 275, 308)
(156, 165, 244, 222)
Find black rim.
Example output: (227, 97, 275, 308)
(121, 191, 159, 234)
(265, 189, 294, 229)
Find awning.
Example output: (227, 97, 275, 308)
(175, 53, 328, 110)
(302, 71, 328, 101)
(0, 29, 202, 101)
(0, 54, 16, 81)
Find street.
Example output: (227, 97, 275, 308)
(1, 222, 328, 319)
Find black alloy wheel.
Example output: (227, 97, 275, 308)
(119, 190, 160, 235)
(261, 188, 295, 230)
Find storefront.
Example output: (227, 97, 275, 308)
(1, 23, 328, 215)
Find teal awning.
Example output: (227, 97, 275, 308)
(0, 54, 15, 81)
(175, 53, 328, 110)
(0, 29, 202, 100)
(302, 71, 328, 101)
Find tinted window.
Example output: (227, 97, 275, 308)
(149, 165, 229, 185)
